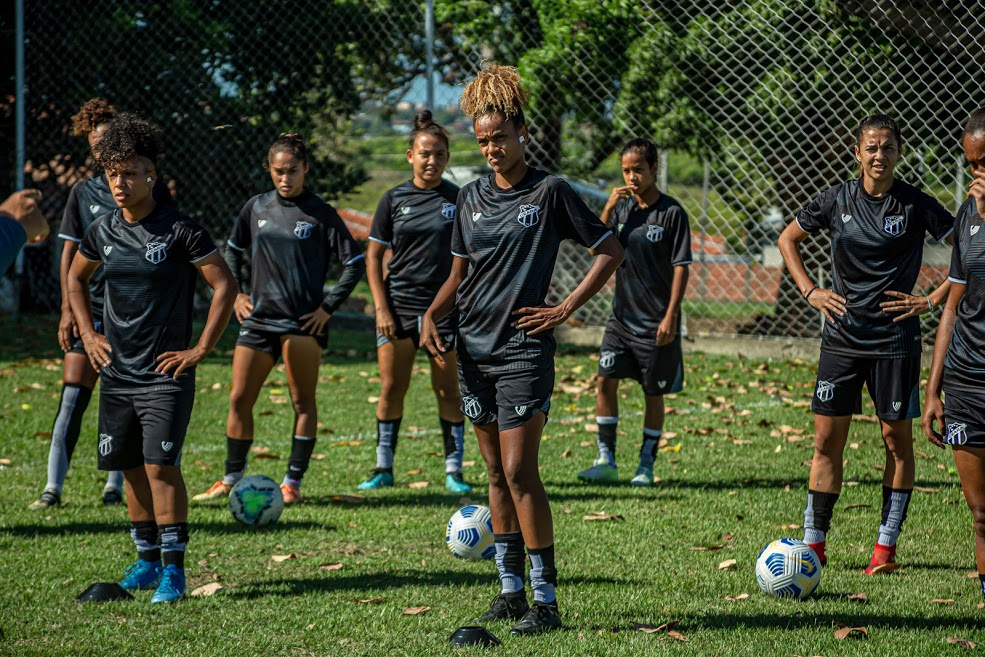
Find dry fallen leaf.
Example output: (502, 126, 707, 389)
(271, 554, 297, 563)
(561, 449, 572, 458)
(869, 563, 900, 574)
(689, 545, 725, 552)
(319, 563, 344, 571)
(190, 582, 223, 597)
(847, 592, 868, 602)
(969, 571, 980, 578)
(408, 481, 429, 489)
(947, 637, 977, 650)
(583, 512, 623, 522)
(666, 630, 687, 642)
(914, 486, 939, 493)
(461, 460, 475, 467)
(724, 593, 749, 602)
(403, 606, 431, 615)
(332, 440, 363, 447)
(0, 458, 11, 466)
(718, 559, 737, 570)
(931, 598, 956, 604)
(330, 494, 366, 504)
(367, 396, 380, 403)
(253, 452, 281, 460)
(355, 596, 385, 604)
(833, 625, 868, 640)
(633, 620, 679, 634)
(406, 468, 423, 475)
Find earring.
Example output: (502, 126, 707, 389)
(146, 177, 153, 183)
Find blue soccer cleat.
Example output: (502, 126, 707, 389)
(150, 565, 186, 604)
(119, 559, 162, 591)
(445, 472, 473, 494)
(357, 470, 395, 490)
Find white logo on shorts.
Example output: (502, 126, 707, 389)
(162, 441, 174, 452)
(892, 401, 902, 412)
(98, 433, 113, 457)
(294, 220, 313, 240)
(239, 330, 249, 336)
(145, 242, 168, 264)
(946, 422, 969, 446)
(515, 405, 528, 417)
(883, 214, 906, 236)
(815, 380, 834, 403)
(472, 212, 481, 223)
(599, 350, 616, 370)
(401, 207, 411, 215)
(658, 380, 667, 389)
(517, 204, 540, 228)
(463, 396, 482, 420)
(257, 219, 267, 228)
(972, 225, 981, 237)
(441, 203, 456, 221)
(646, 224, 664, 242)
(841, 213, 852, 223)
(103, 246, 113, 256)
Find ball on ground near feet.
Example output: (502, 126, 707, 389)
(755, 537, 821, 599)
(229, 475, 284, 526)
(446, 504, 495, 561)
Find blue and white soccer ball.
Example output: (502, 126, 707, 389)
(445, 504, 495, 561)
(229, 475, 284, 527)
(755, 538, 822, 599)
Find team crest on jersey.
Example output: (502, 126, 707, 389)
(517, 204, 541, 228)
(972, 225, 980, 237)
(463, 396, 482, 420)
(89, 204, 103, 216)
(294, 220, 314, 240)
(646, 225, 665, 243)
(471, 212, 481, 223)
(946, 422, 969, 446)
(815, 380, 834, 402)
(103, 246, 113, 256)
(599, 350, 616, 370)
(401, 207, 411, 215)
(98, 433, 113, 457)
(257, 219, 267, 228)
(883, 214, 906, 236)
(441, 203, 456, 221)
(841, 213, 852, 223)
(145, 242, 168, 264)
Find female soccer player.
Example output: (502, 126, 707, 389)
(67, 113, 236, 603)
(922, 107, 985, 602)
(778, 114, 953, 574)
(358, 111, 471, 494)
(421, 65, 624, 635)
(577, 138, 691, 486)
(31, 98, 171, 510)
(193, 133, 364, 505)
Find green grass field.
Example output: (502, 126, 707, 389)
(1, 317, 982, 656)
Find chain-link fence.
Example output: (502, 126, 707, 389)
(9, 1, 983, 339)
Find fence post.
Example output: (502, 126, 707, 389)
(698, 160, 710, 301)
(425, 0, 435, 110)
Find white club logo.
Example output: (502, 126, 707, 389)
(515, 405, 528, 417)
(471, 212, 481, 223)
(841, 214, 852, 223)
(103, 246, 113, 256)
(89, 204, 103, 216)
(815, 380, 834, 402)
(646, 225, 664, 243)
(972, 225, 980, 236)
(658, 380, 667, 389)
(401, 207, 411, 215)
(441, 203, 456, 221)
(98, 433, 113, 457)
(883, 214, 906, 236)
(294, 220, 314, 240)
(892, 401, 902, 412)
(946, 422, 969, 446)
(517, 204, 540, 228)
(162, 441, 174, 452)
(463, 396, 482, 420)
(145, 242, 168, 264)
(599, 350, 616, 369)
(257, 219, 267, 228)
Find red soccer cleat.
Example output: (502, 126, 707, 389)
(864, 542, 899, 575)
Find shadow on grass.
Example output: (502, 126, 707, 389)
(226, 570, 627, 599)
(681, 610, 985, 632)
(548, 478, 957, 492)
(304, 490, 685, 508)
(0, 519, 336, 537)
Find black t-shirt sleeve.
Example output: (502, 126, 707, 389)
(369, 190, 394, 245)
(325, 208, 362, 265)
(919, 193, 955, 242)
(227, 197, 256, 251)
(552, 178, 611, 248)
(451, 188, 468, 258)
(949, 201, 973, 284)
(795, 186, 837, 234)
(78, 216, 104, 261)
(59, 182, 85, 242)
(668, 205, 693, 265)
(179, 220, 219, 262)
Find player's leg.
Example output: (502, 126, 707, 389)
(632, 340, 684, 486)
(632, 393, 665, 486)
(430, 347, 471, 493)
(193, 343, 275, 502)
(580, 323, 628, 482)
(280, 334, 323, 503)
(953, 446, 985, 602)
(358, 335, 415, 490)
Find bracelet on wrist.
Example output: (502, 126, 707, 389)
(804, 287, 817, 300)
(926, 296, 935, 313)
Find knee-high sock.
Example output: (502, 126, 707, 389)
(284, 435, 316, 487)
(527, 544, 557, 604)
(45, 384, 92, 493)
(877, 486, 912, 547)
(375, 417, 401, 472)
(223, 436, 253, 486)
(494, 532, 525, 594)
(596, 416, 618, 465)
(639, 427, 662, 469)
(158, 523, 189, 569)
(441, 418, 465, 474)
(803, 489, 840, 544)
(131, 520, 160, 563)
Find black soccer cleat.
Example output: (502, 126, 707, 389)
(102, 488, 124, 506)
(510, 601, 562, 636)
(474, 591, 530, 623)
(29, 489, 60, 511)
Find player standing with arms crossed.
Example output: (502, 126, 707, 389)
(923, 107, 985, 602)
(778, 114, 953, 573)
(67, 113, 236, 602)
(358, 111, 471, 494)
(421, 65, 624, 635)
(577, 138, 691, 486)
(193, 133, 364, 505)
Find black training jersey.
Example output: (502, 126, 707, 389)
(451, 168, 612, 367)
(369, 179, 460, 315)
(609, 194, 692, 337)
(60, 175, 173, 321)
(78, 205, 217, 392)
(227, 190, 362, 334)
(945, 199, 985, 388)
(795, 179, 953, 358)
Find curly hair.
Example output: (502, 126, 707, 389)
(70, 98, 117, 137)
(268, 132, 309, 165)
(94, 113, 164, 170)
(409, 110, 449, 150)
(459, 64, 528, 126)
(964, 107, 985, 138)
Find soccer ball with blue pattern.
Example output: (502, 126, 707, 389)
(446, 505, 495, 561)
(229, 475, 284, 527)
(755, 538, 822, 599)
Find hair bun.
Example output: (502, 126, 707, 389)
(279, 132, 303, 141)
(414, 110, 434, 130)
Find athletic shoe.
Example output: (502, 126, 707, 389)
(357, 470, 395, 491)
(150, 565, 185, 604)
(806, 540, 827, 567)
(577, 458, 617, 483)
(28, 489, 60, 511)
(280, 483, 302, 505)
(191, 481, 231, 502)
(629, 465, 654, 487)
(445, 472, 473, 494)
(864, 542, 899, 575)
(102, 487, 124, 506)
(119, 559, 162, 591)
(474, 591, 529, 623)
(510, 601, 562, 636)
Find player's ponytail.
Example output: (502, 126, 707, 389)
(459, 64, 528, 128)
(268, 132, 309, 165)
(409, 110, 450, 150)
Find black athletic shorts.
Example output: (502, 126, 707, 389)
(68, 320, 103, 356)
(597, 318, 684, 396)
(97, 384, 195, 470)
(377, 309, 457, 351)
(942, 383, 985, 448)
(458, 360, 553, 431)
(236, 326, 327, 359)
(811, 350, 920, 421)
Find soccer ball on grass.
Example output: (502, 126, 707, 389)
(755, 537, 821, 599)
(446, 504, 495, 561)
(229, 475, 284, 526)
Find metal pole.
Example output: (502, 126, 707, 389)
(698, 160, 710, 301)
(13, 0, 25, 318)
(425, 0, 435, 110)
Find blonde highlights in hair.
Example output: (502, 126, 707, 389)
(459, 64, 529, 124)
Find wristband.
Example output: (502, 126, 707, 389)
(804, 287, 817, 300)
(926, 296, 934, 313)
